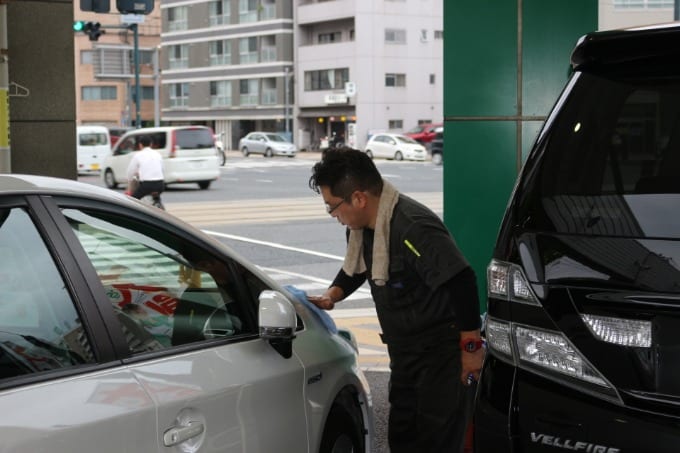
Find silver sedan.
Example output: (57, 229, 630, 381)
(239, 132, 298, 157)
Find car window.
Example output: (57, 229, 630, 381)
(79, 132, 108, 146)
(61, 208, 259, 354)
(396, 135, 417, 144)
(116, 137, 136, 155)
(175, 129, 214, 149)
(0, 207, 95, 381)
(266, 134, 285, 142)
(523, 71, 680, 238)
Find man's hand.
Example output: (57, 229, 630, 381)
(460, 329, 485, 385)
(308, 285, 345, 311)
(307, 294, 335, 310)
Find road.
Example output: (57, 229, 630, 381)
(80, 150, 444, 453)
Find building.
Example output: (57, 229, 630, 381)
(294, 0, 443, 150)
(599, 0, 674, 30)
(73, 2, 162, 127)
(159, 0, 293, 150)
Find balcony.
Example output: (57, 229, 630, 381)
(297, 0, 355, 25)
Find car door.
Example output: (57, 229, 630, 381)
(0, 196, 157, 453)
(250, 133, 265, 154)
(372, 135, 390, 158)
(57, 202, 310, 453)
(109, 135, 138, 184)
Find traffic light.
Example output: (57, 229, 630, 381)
(73, 21, 105, 41)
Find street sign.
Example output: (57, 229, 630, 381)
(121, 14, 145, 24)
(324, 94, 348, 105)
(345, 81, 357, 97)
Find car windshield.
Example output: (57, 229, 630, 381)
(520, 70, 680, 239)
(407, 125, 425, 134)
(265, 134, 286, 142)
(396, 135, 418, 144)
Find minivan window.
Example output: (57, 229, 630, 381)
(521, 71, 680, 239)
(79, 132, 108, 146)
(176, 129, 214, 149)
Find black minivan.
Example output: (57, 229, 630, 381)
(474, 24, 680, 452)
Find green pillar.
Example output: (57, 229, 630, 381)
(443, 1, 597, 311)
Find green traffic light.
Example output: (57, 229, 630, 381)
(73, 21, 86, 32)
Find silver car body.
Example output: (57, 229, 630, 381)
(0, 174, 372, 453)
(364, 133, 427, 161)
(239, 132, 298, 157)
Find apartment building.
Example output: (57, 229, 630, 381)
(73, 2, 161, 127)
(295, 0, 443, 150)
(159, 0, 293, 149)
(599, 0, 674, 30)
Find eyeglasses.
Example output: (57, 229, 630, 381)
(326, 199, 345, 214)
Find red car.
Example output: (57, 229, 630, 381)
(404, 122, 442, 144)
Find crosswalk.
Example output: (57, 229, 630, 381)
(165, 192, 442, 227)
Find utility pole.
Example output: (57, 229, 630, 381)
(132, 23, 140, 128)
(284, 66, 290, 138)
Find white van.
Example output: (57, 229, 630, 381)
(77, 125, 111, 175)
(101, 126, 220, 190)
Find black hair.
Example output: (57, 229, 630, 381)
(138, 135, 152, 147)
(309, 147, 383, 199)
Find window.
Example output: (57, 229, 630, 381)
(239, 37, 258, 64)
(239, 0, 258, 23)
(304, 68, 350, 91)
(260, 0, 276, 19)
(430, 74, 435, 84)
(613, 0, 672, 7)
(388, 120, 403, 130)
(385, 28, 406, 44)
(62, 208, 259, 353)
(130, 86, 155, 101)
(81, 50, 93, 65)
(209, 0, 230, 25)
(169, 45, 188, 69)
(167, 6, 188, 31)
(262, 78, 277, 105)
(0, 207, 95, 381)
(210, 80, 232, 106)
(318, 32, 341, 44)
(385, 73, 406, 87)
(434, 30, 443, 40)
(210, 40, 231, 65)
(240, 79, 259, 105)
(82, 86, 117, 100)
(260, 35, 276, 62)
(420, 29, 428, 42)
(169, 83, 189, 108)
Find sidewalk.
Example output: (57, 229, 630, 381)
(329, 308, 390, 372)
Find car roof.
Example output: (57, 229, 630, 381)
(0, 174, 130, 201)
(571, 22, 680, 71)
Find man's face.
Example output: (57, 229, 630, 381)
(320, 186, 367, 229)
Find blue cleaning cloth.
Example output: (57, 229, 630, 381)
(284, 285, 338, 334)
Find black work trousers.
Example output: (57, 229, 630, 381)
(385, 332, 474, 453)
(132, 179, 164, 201)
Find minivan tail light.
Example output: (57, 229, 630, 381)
(487, 259, 539, 305)
(514, 325, 611, 389)
(581, 314, 651, 348)
(486, 318, 514, 362)
(169, 130, 177, 158)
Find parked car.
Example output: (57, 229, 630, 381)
(101, 126, 220, 190)
(430, 127, 444, 165)
(474, 23, 680, 452)
(76, 125, 111, 175)
(108, 126, 133, 146)
(363, 133, 427, 161)
(0, 173, 373, 453)
(404, 122, 442, 145)
(239, 132, 297, 157)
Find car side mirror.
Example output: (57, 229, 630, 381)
(258, 290, 297, 358)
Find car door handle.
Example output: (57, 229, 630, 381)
(163, 421, 205, 447)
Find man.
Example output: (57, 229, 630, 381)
(308, 148, 484, 453)
(126, 135, 164, 208)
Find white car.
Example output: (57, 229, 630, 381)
(102, 126, 221, 190)
(364, 133, 427, 161)
(239, 132, 298, 157)
(0, 174, 373, 453)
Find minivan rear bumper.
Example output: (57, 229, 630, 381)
(474, 356, 680, 452)
(164, 158, 220, 184)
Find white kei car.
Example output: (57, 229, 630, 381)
(0, 174, 373, 453)
(364, 133, 427, 161)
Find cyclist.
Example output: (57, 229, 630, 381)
(126, 135, 165, 209)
